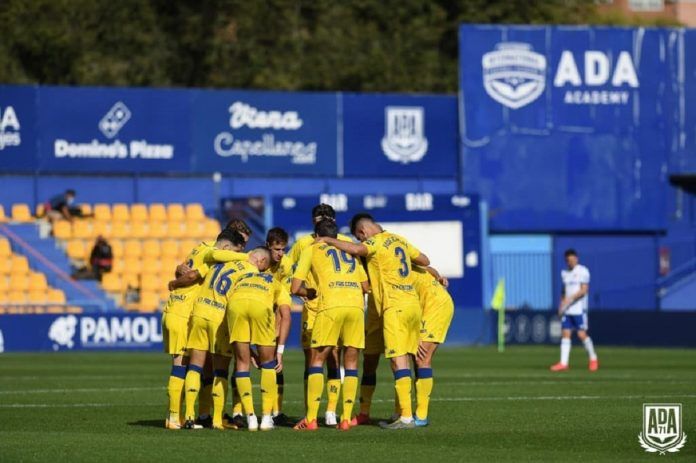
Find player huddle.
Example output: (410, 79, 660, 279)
(161, 204, 454, 431)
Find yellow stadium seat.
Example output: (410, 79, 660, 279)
(29, 272, 48, 291)
(112, 203, 130, 222)
(66, 305, 83, 314)
(110, 259, 125, 275)
(168, 221, 185, 239)
(123, 257, 143, 275)
(141, 257, 162, 275)
(0, 277, 9, 292)
(47, 288, 66, 304)
(130, 222, 148, 239)
(101, 273, 121, 293)
(12, 204, 32, 222)
(160, 239, 179, 258)
(0, 238, 11, 257)
(141, 275, 161, 292)
(66, 240, 86, 260)
(139, 292, 161, 312)
(94, 203, 111, 221)
(167, 203, 185, 222)
(8, 290, 26, 303)
(92, 221, 109, 238)
(159, 288, 170, 302)
(148, 222, 167, 239)
(53, 220, 72, 240)
(124, 240, 142, 258)
(28, 290, 47, 303)
(11, 255, 29, 274)
(110, 240, 124, 258)
(72, 221, 92, 239)
(149, 203, 167, 222)
(111, 222, 129, 239)
(80, 204, 92, 215)
(179, 239, 198, 255)
(36, 204, 45, 217)
(185, 203, 206, 221)
(160, 258, 179, 278)
(0, 205, 7, 222)
(204, 219, 221, 237)
(131, 204, 148, 222)
(183, 220, 205, 239)
(9, 274, 29, 291)
(142, 239, 161, 258)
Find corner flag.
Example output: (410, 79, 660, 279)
(491, 278, 506, 353)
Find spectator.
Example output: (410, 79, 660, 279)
(89, 236, 113, 281)
(45, 189, 78, 223)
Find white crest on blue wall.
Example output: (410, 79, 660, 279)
(482, 43, 546, 109)
(381, 106, 428, 164)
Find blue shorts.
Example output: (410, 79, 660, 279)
(561, 314, 588, 331)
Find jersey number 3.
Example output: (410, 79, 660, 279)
(394, 247, 409, 277)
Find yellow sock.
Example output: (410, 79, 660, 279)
(306, 367, 324, 422)
(231, 379, 243, 415)
(274, 373, 284, 414)
(166, 365, 186, 422)
(415, 368, 433, 419)
(326, 367, 341, 414)
(235, 373, 255, 416)
(341, 370, 359, 422)
(260, 362, 277, 416)
(212, 369, 228, 428)
(183, 366, 202, 421)
(394, 387, 401, 416)
(393, 369, 413, 420)
(303, 369, 308, 408)
(198, 376, 213, 418)
(359, 374, 376, 415)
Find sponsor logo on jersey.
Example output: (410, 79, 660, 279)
(381, 106, 428, 164)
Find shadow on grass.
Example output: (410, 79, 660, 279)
(128, 419, 163, 428)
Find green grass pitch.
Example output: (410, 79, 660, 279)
(0, 346, 694, 462)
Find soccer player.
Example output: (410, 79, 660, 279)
(318, 213, 430, 430)
(181, 245, 268, 430)
(227, 247, 291, 431)
(291, 219, 369, 431)
(410, 265, 454, 426)
(265, 227, 293, 424)
(287, 203, 351, 426)
(161, 228, 245, 430)
(550, 249, 598, 372)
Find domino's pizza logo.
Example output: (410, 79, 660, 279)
(381, 106, 428, 164)
(48, 315, 78, 351)
(98, 101, 131, 138)
(482, 42, 546, 109)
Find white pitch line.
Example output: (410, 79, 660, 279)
(0, 386, 163, 395)
(2, 393, 696, 409)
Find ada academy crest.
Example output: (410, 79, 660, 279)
(381, 106, 428, 164)
(482, 42, 546, 110)
(639, 404, 687, 454)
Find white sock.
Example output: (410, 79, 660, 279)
(560, 338, 571, 365)
(400, 416, 414, 423)
(583, 337, 597, 361)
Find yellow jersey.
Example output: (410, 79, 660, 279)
(363, 231, 422, 313)
(229, 271, 292, 309)
(288, 232, 352, 312)
(412, 266, 452, 315)
(267, 254, 294, 293)
(164, 241, 215, 317)
(294, 242, 368, 311)
(192, 259, 257, 322)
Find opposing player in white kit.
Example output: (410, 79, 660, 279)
(550, 249, 599, 372)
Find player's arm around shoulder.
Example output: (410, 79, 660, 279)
(316, 235, 369, 257)
(290, 246, 316, 300)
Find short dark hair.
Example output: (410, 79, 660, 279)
(226, 219, 252, 237)
(311, 203, 335, 220)
(266, 227, 289, 245)
(217, 229, 246, 248)
(315, 219, 338, 238)
(564, 248, 578, 258)
(251, 246, 271, 260)
(350, 212, 374, 235)
(66, 189, 76, 196)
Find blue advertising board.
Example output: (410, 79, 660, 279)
(0, 85, 38, 172)
(191, 89, 338, 176)
(342, 93, 458, 177)
(36, 86, 192, 173)
(459, 25, 688, 232)
(270, 193, 484, 309)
